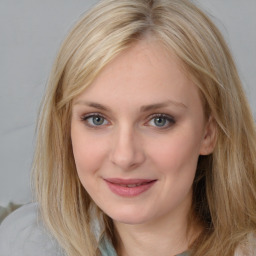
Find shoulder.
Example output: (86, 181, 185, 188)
(234, 233, 256, 256)
(0, 203, 65, 256)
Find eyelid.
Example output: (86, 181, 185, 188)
(80, 112, 105, 120)
(145, 113, 176, 128)
(80, 112, 110, 128)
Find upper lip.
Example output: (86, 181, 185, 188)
(104, 178, 157, 185)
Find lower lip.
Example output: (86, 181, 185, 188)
(105, 180, 156, 197)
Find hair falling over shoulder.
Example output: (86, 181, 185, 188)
(32, 0, 256, 255)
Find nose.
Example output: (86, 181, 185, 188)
(110, 126, 146, 170)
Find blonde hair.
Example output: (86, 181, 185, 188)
(33, 0, 256, 255)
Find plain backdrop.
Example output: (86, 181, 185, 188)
(0, 0, 255, 207)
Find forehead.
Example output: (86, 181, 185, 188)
(74, 40, 202, 111)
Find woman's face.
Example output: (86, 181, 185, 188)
(71, 40, 215, 225)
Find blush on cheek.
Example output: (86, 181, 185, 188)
(72, 142, 105, 179)
(152, 139, 200, 186)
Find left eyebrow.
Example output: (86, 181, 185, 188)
(140, 100, 187, 112)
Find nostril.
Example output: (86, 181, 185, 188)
(110, 142, 145, 170)
(109, 128, 146, 169)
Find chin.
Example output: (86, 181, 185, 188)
(112, 216, 149, 225)
(105, 208, 153, 225)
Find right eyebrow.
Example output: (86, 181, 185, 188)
(73, 100, 111, 112)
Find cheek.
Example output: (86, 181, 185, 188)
(149, 130, 202, 207)
(71, 132, 108, 198)
(150, 129, 202, 176)
(71, 127, 107, 178)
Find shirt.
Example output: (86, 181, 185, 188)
(0, 203, 189, 256)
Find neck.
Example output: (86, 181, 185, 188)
(114, 209, 201, 256)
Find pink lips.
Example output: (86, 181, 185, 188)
(104, 178, 157, 197)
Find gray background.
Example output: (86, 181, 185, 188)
(0, 0, 255, 207)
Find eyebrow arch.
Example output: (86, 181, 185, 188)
(73, 100, 111, 112)
(140, 100, 187, 112)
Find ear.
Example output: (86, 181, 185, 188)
(199, 116, 217, 155)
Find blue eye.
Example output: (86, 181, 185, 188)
(153, 117, 167, 127)
(148, 114, 175, 128)
(82, 114, 109, 127)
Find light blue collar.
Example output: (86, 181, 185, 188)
(98, 235, 117, 256)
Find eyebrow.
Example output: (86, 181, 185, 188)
(74, 101, 111, 112)
(73, 100, 187, 112)
(140, 100, 187, 112)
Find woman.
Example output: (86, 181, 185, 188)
(0, 0, 255, 255)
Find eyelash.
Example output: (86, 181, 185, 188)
(80, 113, 176, 129)
(146, 113, 176, 129)
(81, 113, 110, 128)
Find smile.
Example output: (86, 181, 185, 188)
(119, 182, 148, 188)
(104, 178, 157, 197)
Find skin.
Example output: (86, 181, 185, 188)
(71, 39, 216, 256)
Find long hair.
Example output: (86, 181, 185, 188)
(32, 0, 256, 255)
